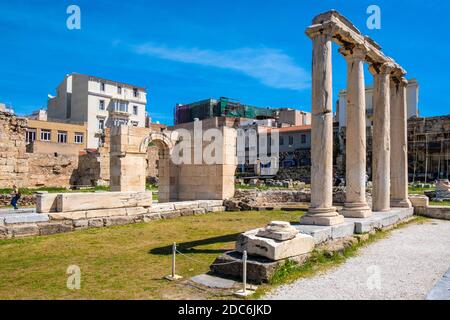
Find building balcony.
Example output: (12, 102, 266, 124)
(109, 109, 130, 118)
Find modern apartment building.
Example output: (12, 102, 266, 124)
(336, 78, 419, 129)
(47, 73, 147, 148)
(25, 119, 87, 155)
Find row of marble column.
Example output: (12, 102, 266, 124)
(301, 31, 411, 227)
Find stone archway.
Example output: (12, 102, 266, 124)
(110, 124, 237, 202)
(140, 131, 178, 203)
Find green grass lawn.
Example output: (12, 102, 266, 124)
(408, 186, 434, 195)
(0, 210, 303, 300)
(430, 200, 450, 206)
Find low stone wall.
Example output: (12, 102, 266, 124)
(0, 194, 35, 207)
(0, 200, 226, 239)
(225, 189, 371, 211)
(419, 206, 450, 220)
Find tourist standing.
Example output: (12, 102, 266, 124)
(10, 185, 20, 210)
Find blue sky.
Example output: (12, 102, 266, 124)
(0, 0, 448, 124)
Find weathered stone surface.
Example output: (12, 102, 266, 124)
(147, 203, 175, 213)
(85, 208, 128, 219)
(193, 208, 207, 215)
(0, 227, 8, 239)
(190, 274, 237, 289)
(48, 211, 87, 221)
(73, 219, 89, 229)
(88, 219, 104, 228)
(143, 213, 161, 222)
(4, 213, 49, 225)
(36, 193, 58, 213)
(236, 228, 314, 261)
(256, 221, 299, 241)
(103, 216, 135, 227)
(39, 222, 73, 236)
(180, 209, 195, 216)
(125, 207, 147, 216)
(197, 200, 224, 208)
(421, 206, 450, 221)
(409, 195, 429, 208)
(210, 250, 310, 284)
(160, 211, 181, 219)
(9, 224, 39, 237)
(57, 191, 152, 212)
(208, 206, 226, 213)
(173, 201, 200, 210)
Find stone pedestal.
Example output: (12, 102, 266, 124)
(372, 63, 393, 212)
(236, 222, 314, 261)
(339, 46, 371, 218)
(390, 77, 412, 208)
(302, 28, 343, 226)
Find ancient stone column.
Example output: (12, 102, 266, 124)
(390, 77, 412, 208)
(371, 63, 393, 212)
(300, 28, 344, 226)
(339, 45, 372, 218)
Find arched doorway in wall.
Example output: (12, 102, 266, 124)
(140, 132, 177, 203)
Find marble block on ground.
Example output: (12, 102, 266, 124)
(236, 228, 314, 261)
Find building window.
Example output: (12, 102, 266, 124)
(26, 128, 36, 143)
(100, 82, 105, 92)
(57, 131, 68, 143)
(117, 86, 122, 94)
(131, 121, 139, 127)
(115, 101, 128, 112)
(74, 132, 84, 144)
(280, 136, 284, 145)
(133, 105, 138, 115)
(133, 88, 139, 98)
(301, 134, 306, 144)
(99, 100, 105, 110)
(98, 119, 105, 130)
(289, 136, 294, 145)
(41, 129, 51, 141)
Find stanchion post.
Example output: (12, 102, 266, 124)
(234, 250, 253, 297)
(164, 242, 183, 281)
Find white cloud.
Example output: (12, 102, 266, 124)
(133, 44, 310, 91)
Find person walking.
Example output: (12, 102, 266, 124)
(10, 185, 20, 210)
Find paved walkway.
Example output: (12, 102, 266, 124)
(265, 219, 450, 300)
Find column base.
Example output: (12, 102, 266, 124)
(373, 207, 391, 213)
(300, 207, 344, 226)
(390, 198, 412, 208)
(341, 203, 372, 218)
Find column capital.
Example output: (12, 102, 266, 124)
(338, 44, 368, 61)
(369, 61, 395, 76)
(305, 21, 338, 40)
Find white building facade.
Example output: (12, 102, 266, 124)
(47, 73, 147, 148)
(337, 78, 419, 128)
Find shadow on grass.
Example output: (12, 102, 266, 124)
(149, 233, 240, 255)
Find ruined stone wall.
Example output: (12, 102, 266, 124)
(408, 115, 450, 181)
(0, 111, 29, 188)
(0, 111, 92, 189)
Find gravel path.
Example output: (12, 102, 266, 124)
(265, 219, 450, 300)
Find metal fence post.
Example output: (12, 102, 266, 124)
(165, 242, 182, 281)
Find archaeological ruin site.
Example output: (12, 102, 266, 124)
(1, 7, 449, 303)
